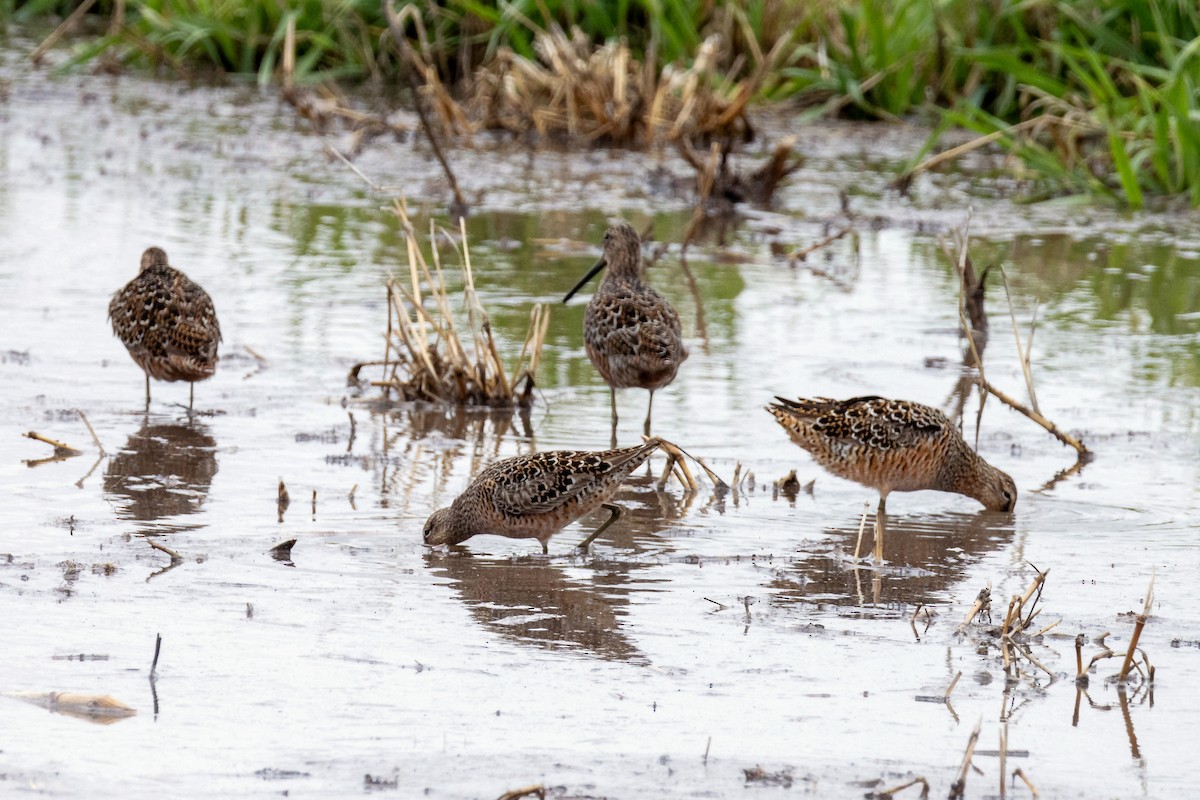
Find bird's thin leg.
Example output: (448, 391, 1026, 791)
(578, 503, 622, 550)
(609, 387, 618, 449)
(644, 389, 654, 436)
(874, 494, 888, 564)
(144, 374, 151, 408)
(189, 383, 194, 411)
(540, 538, 549, 555)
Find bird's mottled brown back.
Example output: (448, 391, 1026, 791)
(109, 251, 221, 383)
(427, 441, 661, 544)
(477, 443, 656, 519)
(768, 396, 956, 494)
(584, 280, 687, 390)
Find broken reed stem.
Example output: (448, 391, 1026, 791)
(150, 632, 162, 677)
(29, 0, 100, 64)
(871, 776, 930, 798)
(791, 226, 852, 264)
(1075, 633, 1086, 681)
(853, 501, 870, 561)
(945, 670, 962, 702)
(999, 267, 1040, 414)
(999, 721, 1008, 799)
(978, 376, 1088, 457)
(957, 585, 991, 633)
(897, 117, 1043, 188)
(146, 538, 183, 565)
(77, 410, 106, 456)
(948, 719, 982, 800)
(23, 431, 83, 456)
(1119, 569, 1155, 683)
(383, 2, 467, 214)
(1012, 768, 1040, 798)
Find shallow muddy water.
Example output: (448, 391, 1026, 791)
(2, 37, 1199, 799)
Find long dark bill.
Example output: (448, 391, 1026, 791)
(562, 257, 607, 303)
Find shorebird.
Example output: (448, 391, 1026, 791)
(109, 247, 221, 408)
(563, 222, 687, 444)
(767, 396, 1016, 560)
(423, 438, 695, 553)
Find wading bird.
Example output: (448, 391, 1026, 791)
(423, 438, 692, 553)
(768, 395, 1016, 560)
(109, 247, 221, 408)
(564, 222, 687, 445)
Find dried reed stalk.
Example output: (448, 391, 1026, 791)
(947, 720, 982, 800)
(944, 221, 1089, 458)
(1119, 569, 1155, 683)
(376, 198, 546, 407)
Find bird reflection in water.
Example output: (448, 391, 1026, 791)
(425, 550, 648, 663)
(422, 475, 698, 663)
(103, 418, 218, 533)
(772, 510, 1016, 610)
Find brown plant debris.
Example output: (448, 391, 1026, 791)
(495, 786, 544, 800)
(23, 431, 83, 457)
(943, 220, 1089, 458)
(369, 199, 548, 408)
(868, 776, 930, 799)
(468, 26, 765, 147)
(270, 539, 297, 562)
(277, 479, 291, 523)
(743, 765, 794, 788)
(5, 691, 136, 723)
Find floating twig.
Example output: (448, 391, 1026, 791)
(23, 431, 82, 457)
(146, 538, 183, 565)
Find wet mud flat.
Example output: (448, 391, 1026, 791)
(2, 39, 1200, 799)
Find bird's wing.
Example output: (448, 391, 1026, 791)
(487, 444, 656, 517)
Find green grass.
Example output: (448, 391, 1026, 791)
(6, 0, 1200, 207)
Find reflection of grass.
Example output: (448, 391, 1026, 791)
(924, 234, 1200, 388)
(13, 0, 1200, 204)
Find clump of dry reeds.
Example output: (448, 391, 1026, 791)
(371, 198, 548, 408)
(460, 26, 773, 147)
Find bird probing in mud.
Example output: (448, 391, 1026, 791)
(767, 396, 1016, 559)
(423, 438, 718, 553)
(109, 247, 222, 408)
(564, 222, 687, 445)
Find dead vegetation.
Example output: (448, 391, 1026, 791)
(941, 218, 1090, 468)
(353, 198, 548, 408)
(465, 27, 768, 147)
